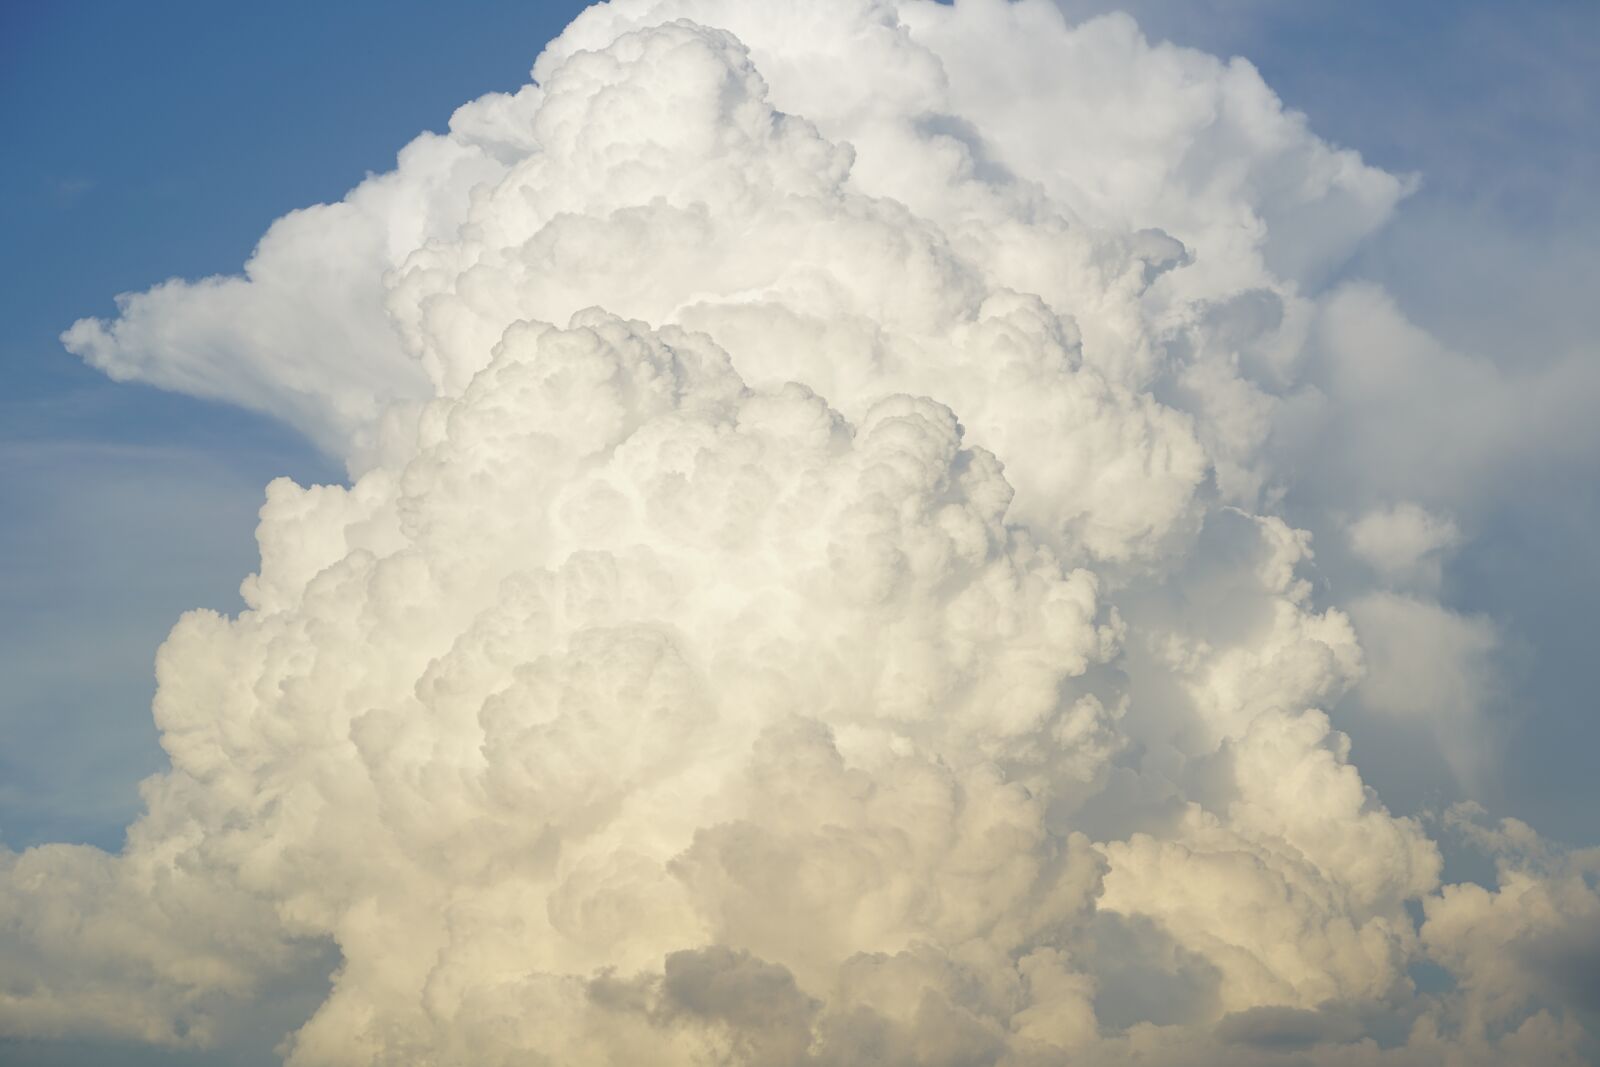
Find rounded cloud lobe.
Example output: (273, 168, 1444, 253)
(18, 1, 1599, 1064)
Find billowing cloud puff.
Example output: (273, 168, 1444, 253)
(12, 1, 1595, 1064)
(1347, 503, 1459, 582)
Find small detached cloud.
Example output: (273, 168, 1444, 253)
(1348, 502, 1461, 590)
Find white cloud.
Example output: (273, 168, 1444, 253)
(12, 1, 1596, 1063)
(1347, 503, 1461, 590)
(1421, 807, 1600, 1056)
(1347, 592, 1499, 786)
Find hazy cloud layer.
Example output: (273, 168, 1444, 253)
(9, 1, 1596, 1063)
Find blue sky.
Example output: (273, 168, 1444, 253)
(2, 0, 1597, 850)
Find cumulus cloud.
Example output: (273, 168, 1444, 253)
(11, 1, 1595, 1064)
(1347, 503, 1461, 591)
(1346, 592, 1500, 787)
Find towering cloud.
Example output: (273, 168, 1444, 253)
(11, 1, 1596, 1064)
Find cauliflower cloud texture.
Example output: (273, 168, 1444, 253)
(13, 1, 1597, 1064)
